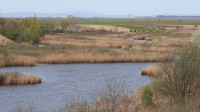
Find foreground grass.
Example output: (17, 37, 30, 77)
(0, 72, 42, 85)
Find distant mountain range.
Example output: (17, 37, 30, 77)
(1, 11, 135, 18)
(1, 11, 200, 18)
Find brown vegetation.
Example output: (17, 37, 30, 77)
(11, 18, 200, 112)
(0, 56, 37, 67)
(0, 72, 42, 85)
(38, 53, 172, 64)
(0, 34, 14, 45)
(0, 19, 198, 68)
(141, 64, 163, 77)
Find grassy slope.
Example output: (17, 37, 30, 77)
(0, 34, 14, 44)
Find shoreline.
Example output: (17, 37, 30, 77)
(0, 61, 160, 68)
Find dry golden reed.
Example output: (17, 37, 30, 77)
(0, 53, 172, 68)
(0, 56, 37, 67)
(5, 56, 37, 67)
(141, 64, 163, 77)
(0, 72, 42, 85)
(0, 59, 5, 67)
(38, 53, 172, 64)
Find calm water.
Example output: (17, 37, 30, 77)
(0, 63, 153, 112)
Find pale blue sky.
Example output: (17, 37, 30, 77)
(0, 0, 200, 16)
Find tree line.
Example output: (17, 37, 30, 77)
(0, 17, 71, 44)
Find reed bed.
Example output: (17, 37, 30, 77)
(38, 53, 172, 64)
(0, 53, 172, 68)
(0, 60, 5, 67)
(0, 72, 42, 85)
(141, 64, 163, 77)
(0, 56, 37, 67)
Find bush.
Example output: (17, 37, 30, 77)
(61, 19, 69, 31)
(23, 22, 42, 44)
(5, 30, 18, 40)
(142, 85, 153, 107)
(153, 43, 200, 105)
(0, 18, 46, 44)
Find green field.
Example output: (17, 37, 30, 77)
(78, 18, 200, 25)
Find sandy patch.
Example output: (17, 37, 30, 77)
(0, 35, 13, 45)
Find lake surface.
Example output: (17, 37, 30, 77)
(0, 63, 153, 112)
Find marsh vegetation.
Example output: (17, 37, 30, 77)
(0, 17, 200, 112)
(0, 72, 42, 85)
(0, 18, 197, 67)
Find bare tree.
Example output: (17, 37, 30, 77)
(42, 19, 55, 33)
(99, 78, 125, 112)
(67, 15, 78, 31)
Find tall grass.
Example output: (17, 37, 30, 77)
(0, 53, 172, 68)
(141, 64, 163, 77)
(0, 56, 37, 67)
(38, 53, 172, 64)
(0, 72, 42, 85)
(41, 40, 124, 49)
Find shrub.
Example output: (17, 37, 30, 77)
(0, 18, 46, 44)
(61, 19, 69, 30)
(153, 43, 200, 105)
(22, 22, 42, 44)
(142, 85, 153, 107)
